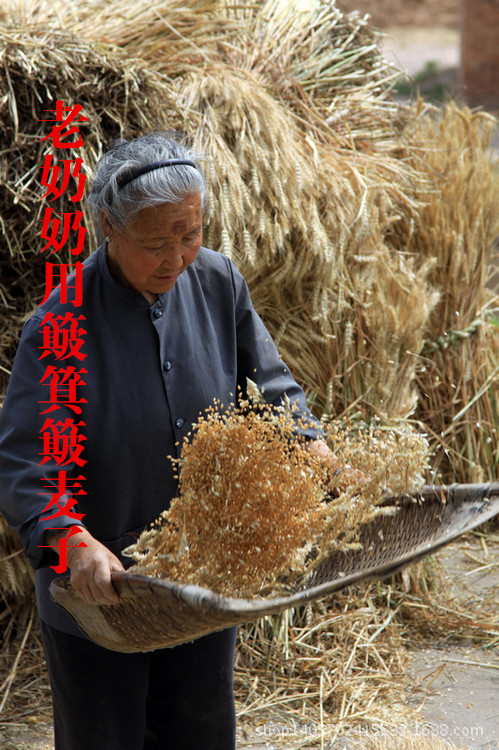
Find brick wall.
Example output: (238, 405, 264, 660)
(460, 0, 499, 111)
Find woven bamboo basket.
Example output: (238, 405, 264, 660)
(50, 483, 499, 653)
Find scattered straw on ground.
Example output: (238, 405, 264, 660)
(1, 540, 496, 746)
(234, 542, 498, 748)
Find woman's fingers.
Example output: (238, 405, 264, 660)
(74, 560, 120, 605)
(68, 530, 124, 605)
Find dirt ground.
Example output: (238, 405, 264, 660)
(404, 541, 498, 750)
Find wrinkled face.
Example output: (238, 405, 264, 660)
(103, 194, 203, 302)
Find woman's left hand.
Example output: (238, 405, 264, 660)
(306, 439, 371, 492)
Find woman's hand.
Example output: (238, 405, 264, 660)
(45, 528, 124, 605)
(306, 439, 371, 493)
(306, 439, 334, 458)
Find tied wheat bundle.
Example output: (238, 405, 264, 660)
(124, 387, 430, 598)
(399, 104, 499, 482)
(0, 515, 34, 601)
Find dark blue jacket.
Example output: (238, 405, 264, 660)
(0, 243, 320, 634)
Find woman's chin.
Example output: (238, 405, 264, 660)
(148, 274, 180, 293)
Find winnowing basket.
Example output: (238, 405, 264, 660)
(50, 483, 499, 653)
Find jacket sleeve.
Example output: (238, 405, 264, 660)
(0, 314, 85, 569)
(229, 260, 323, 441)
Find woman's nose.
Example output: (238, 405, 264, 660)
(159, 246, 183, 269)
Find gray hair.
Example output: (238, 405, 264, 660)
(87, 132, 206, 234)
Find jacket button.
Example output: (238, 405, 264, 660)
(175, 418, 185, 428)
(163, 360, 172, 371)
(153, 308, 163, 318)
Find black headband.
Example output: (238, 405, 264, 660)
(116, 159, 197, 189)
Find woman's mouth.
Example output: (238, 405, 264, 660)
(154, 272, 178, 280)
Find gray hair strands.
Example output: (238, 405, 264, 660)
(87, 133, 206, 235)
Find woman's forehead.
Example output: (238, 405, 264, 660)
(129, 195, 202, 235)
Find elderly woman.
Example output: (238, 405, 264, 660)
(0, 132, 338, 750)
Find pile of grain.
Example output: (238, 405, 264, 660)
(124, 392, 429, 597)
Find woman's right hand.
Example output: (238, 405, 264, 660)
(46, 528, 124, 605)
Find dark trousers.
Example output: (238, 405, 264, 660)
(40, 620, 237, 750)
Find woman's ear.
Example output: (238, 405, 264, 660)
(100, 210, 113, 238)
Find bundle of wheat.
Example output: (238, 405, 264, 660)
(16, 0, 241, 73)
(17, 0, 399, 145)
(174, 65, 439, 422)
(394, 104, 499, 481)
